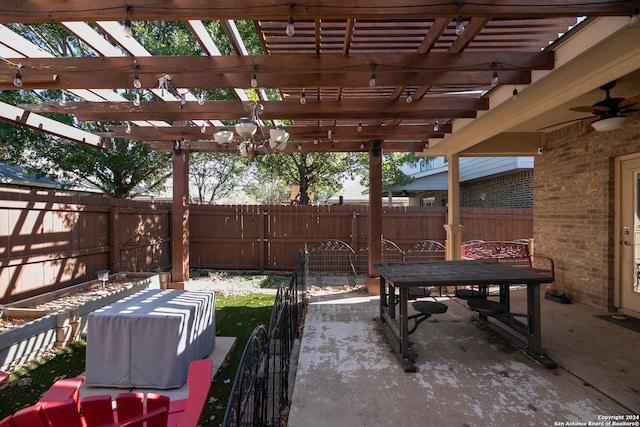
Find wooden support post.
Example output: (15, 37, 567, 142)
(367, 141, 383, 295)
(445, 154, 463, 261)
(170, 143, 190, 288)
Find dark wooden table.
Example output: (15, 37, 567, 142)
(374, 260, 555, 372)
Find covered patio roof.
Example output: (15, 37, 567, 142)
(1, 1, 638, 157)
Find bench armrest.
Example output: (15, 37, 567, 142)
(529, 255, 555, 281)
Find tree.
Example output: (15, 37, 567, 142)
(189, 152, 250, 204)
(250, 150, 417, 205)
(252, 152, 363, 205)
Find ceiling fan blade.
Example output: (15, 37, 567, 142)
(537, 116, 593, 131)
(619, 95, 640, 109)
(569, 105, 610, 113)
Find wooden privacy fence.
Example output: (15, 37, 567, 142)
(0, 186, 532, 303)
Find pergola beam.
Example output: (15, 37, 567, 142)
(102, 123, 452, 141)
(145, 140, 428, 153)
(21, 98, 488, 122)
(0, 1, 629, 23)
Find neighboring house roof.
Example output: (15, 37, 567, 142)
(389, 157, 534, 194)
(0, 163, 60, 188)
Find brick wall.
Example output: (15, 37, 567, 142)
(534, 116, 640, 310)
(461, 170, 533, 208)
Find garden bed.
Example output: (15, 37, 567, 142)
(0, 272, 163, 371)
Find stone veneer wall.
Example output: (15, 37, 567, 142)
(534, 116, 640, 310)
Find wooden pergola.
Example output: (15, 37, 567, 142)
(1, 1, 639, 286)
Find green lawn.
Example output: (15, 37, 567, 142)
(0, 291, 277, 426)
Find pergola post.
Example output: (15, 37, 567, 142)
(366, 141, 383, 295)
(170, 144, 190, 288)
(444, 154, 463, 260)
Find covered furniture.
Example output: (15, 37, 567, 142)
(86, 289, 215, 389)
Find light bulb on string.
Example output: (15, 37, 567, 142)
(198, 92, 205, 105)
(300, 88, 306, 104)
(133, 71, 141, 89)
(406, 89, 413, 104)
(313, 138, 318, 145)
(122, 5, 133, 38)
(133, 92, 140, 106)
(250, 72, 258, 88)
(13, 65, 22, 88)
(125, 122, 132, 134)
(369, 72, 376, 88)
(59, 92, 67, 107)
(433, 118, 439, 132)
(512, 86, 519, 101)
(630, 5, 639, 27)
(286, 16, 295, 37)
(201, 123, 207, 134)
(456, 15, 466, 36)
(357, 122, 362, 133)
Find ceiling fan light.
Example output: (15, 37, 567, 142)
(214, 127, 234, 145)
(591, 116, 627, 132)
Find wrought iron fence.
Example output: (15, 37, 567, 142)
(223, 249, 308, 427)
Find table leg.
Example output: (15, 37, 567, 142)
(527, 284, 541, 354)
(379, 276, 387, 317)
(399, 287, 409, 359)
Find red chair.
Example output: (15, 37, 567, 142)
(40, 399, 84, 427)
(10, 405, 50, 427)
(0, 415, 17, 427)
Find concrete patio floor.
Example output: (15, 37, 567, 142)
(288, 287, 640, 426)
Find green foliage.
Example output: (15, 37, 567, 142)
(189, 152, 250, 204)
(252, 152, 366, 205)
(0, 340, 87, 418)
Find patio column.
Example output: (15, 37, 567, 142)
(444, 154, 463, 260)
(170, 144, 190, 288)
(366, 141, 382, 295)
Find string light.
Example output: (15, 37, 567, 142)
(631, 4, 639, 27)
(122, 5, 132, 38)
(250, 67, 258, 88)
(300, 88, 306, 104)
(491, 63, 499, 88)
(369, 71, 376, 87)
(456, 15, 466, 36)
(360, 142, 365, 149)
(433, 118, 439, 132)
(13, 64, 22, 88)
(201, 123, 207, 133)
(286, 16, 295, 37)
(406, 89, 413, 104)
(59, 92, 67, 107)
(133, 92, 140, 106)
(512, 86, 519, 101)
(297, 143, 302, 150)
(125, 122, 132, 134)
(313, 138, 318, 144)
(198, 92, 205, 105)
(357, 122, 362, 133)
(328, 130, 332, 139)
(133, 68, 141, 89)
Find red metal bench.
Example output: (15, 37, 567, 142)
(460, 240, 554, 280)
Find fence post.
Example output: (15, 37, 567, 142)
(109, 207, 119, 272)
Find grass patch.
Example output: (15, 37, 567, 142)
(0, 292, 276, 425)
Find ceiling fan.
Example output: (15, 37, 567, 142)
(539, 81, 639, 132)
